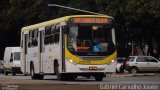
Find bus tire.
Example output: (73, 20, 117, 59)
(95, 73, 103, 81)
(38, 74, 44, 80)
(57, 73, 66, 81)
(30, 64, 38, 79)
(57, 73, 63, 80)
(68, 75, 76, 81)
(86, 76, 90, 79)
(54, 60, 65, 81)
(12, 72, 16, 76)
(12, 68, 16, 76)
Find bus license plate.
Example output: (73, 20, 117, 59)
(89, 66, 97, 70)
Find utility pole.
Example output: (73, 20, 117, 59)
(48, 4, 106, 15)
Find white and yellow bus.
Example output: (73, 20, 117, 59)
(20, 15, 117, 81)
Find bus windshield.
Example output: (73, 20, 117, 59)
(67, 24, 115, 56)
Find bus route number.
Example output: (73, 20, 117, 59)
(79, 61, 91, 64)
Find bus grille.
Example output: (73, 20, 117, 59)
(78, 56, 106, 60)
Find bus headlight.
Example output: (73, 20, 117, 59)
(107, 60, 115, 65)
(69, 59, 73, 63)
(111, 60, 115, 63)
(68, 59, 77, 65)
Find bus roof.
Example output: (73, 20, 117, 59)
(21, 15, 114, 31)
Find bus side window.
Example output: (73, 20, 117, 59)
(31, 30, 35, 46)
(28, 30, 32, 47)
(44, 26, 51, 45)
(35, 29, 38, 46)
(50, 25, 56, 44)
(50, 25, 60, 44)
(32, 29, 38, 46)
(55, 32, 59, 43)
(55, 26, 60, 43)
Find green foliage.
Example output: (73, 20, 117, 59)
(0, 0, 160, 58)
(104, 0, 160, 57)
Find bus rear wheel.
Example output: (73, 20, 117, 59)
(30, 66, 44, 80)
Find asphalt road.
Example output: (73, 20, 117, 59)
(0, 73, 160, 90)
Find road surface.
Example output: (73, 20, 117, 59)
(0, 73, 160, 90)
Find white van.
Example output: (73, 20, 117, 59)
(3, 47, 21, 75)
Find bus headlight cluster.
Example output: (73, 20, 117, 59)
(68, 59, 77, 65)
(111, 60, 115, 63)
(107, 60, 115, 65)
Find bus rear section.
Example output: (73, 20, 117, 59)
(20, 15, 117, 81)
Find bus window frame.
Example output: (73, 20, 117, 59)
(44, 24, 60, 45)
(66, 22, 116, 56)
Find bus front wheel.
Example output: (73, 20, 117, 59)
(57, 73, 65, 81)
(38, 74, 44, 80)
(95, 73, 104, 81)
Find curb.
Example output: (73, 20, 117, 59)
(130, 73, 155, 77)
(106, 73, 155, 77)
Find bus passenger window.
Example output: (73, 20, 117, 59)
(55, 33, 59, 43)
(32, 30, 35, 39)
(32, 29, 38, 46)
(51, 25, 56, 34)
(44, 25, 60, 45)
(28, 30, 32, 47)
(50, 25, 56, 44)
(45, 26, 51, 35)
(44, 36, 50, 45)
(50, 35, 55, 43)
(44, 26, 51, 45)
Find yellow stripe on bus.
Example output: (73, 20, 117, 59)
(65, 48, 117, 65)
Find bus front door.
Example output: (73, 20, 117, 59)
(39, 30, 44, 73)
(24, 34, 28, 75)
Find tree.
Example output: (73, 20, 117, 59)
(0, 0, 160, 59)
(105, 0, 160, 58)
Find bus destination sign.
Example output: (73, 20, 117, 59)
(72, 18, 109, 24)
